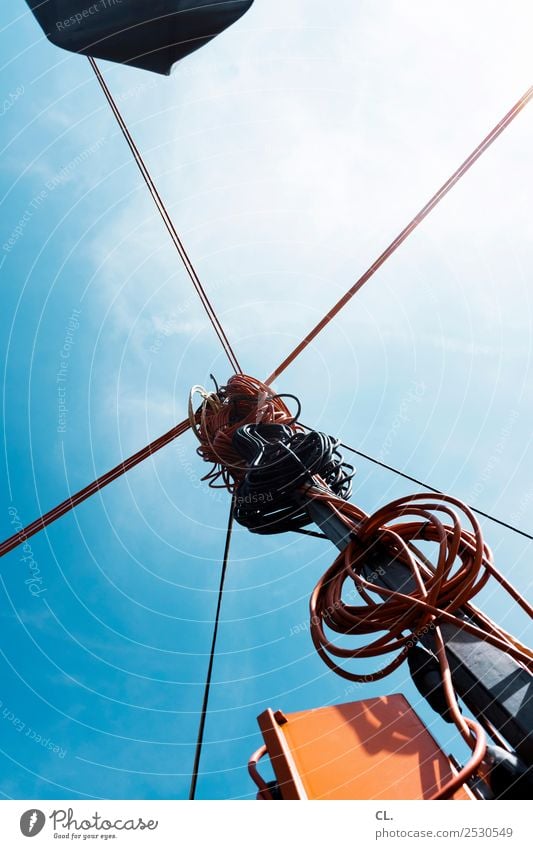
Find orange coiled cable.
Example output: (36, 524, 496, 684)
(308, 490, 532, 798)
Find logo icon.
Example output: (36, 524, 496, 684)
(20, 810, 46, 837)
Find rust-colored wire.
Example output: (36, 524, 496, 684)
(89, 57, 241, 374)
(0, 373, 296, 562)
(265, 86, 533, 386)
(0, 417, 191, 559)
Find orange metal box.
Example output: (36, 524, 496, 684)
(256, 693, 474, 800)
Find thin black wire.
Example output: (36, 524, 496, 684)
(189, 499, 235, 800)
(88, 57, 241, 374)
(339, 440, 533, 542)
(293, 528, 329, 540)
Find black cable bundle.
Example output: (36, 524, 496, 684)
(232, 423, 354, 534)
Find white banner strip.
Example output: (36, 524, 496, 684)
(0, 799, 528, 847)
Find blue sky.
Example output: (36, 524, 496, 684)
(0, 0, 532, 799)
